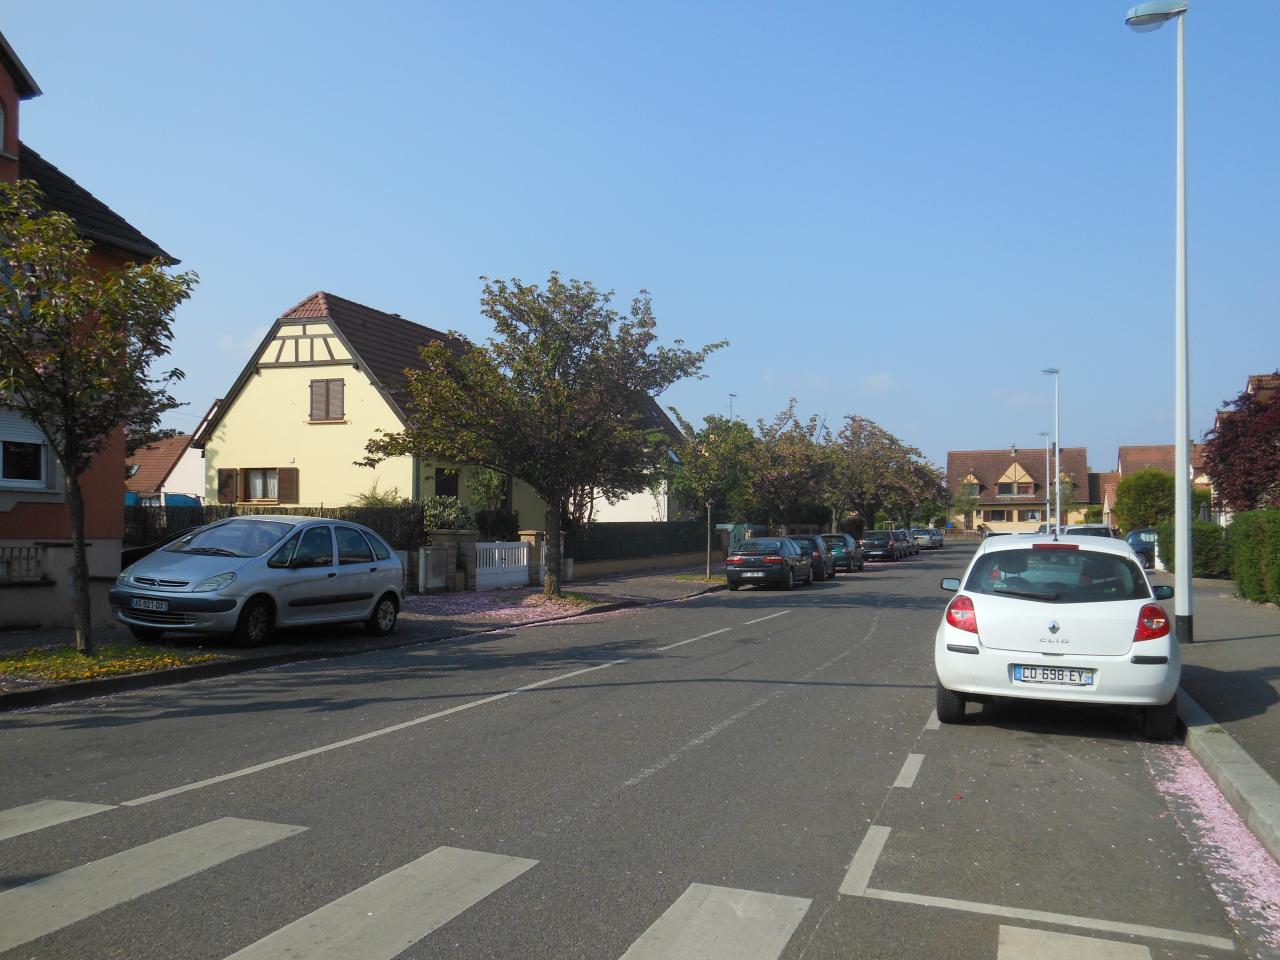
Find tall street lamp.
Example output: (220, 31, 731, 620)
(1038, 431, 1051, 530)
(1042, 368, 1061, 533)
(1125, 0, 1193, 644)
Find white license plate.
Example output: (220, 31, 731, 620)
(130, 597, 169, 612)
(1014, 664, 1094, 686)
(741, 571, 765, 578)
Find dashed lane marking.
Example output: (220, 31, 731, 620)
(892, 754, 924, 789)
(618, 883, 811, 960)
(743, 611, 791, 626)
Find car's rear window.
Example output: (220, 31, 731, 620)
(964, 548, 1150, 604)
(863, 533, 890, 542)
(737, 539, 783, 554)
(1065, 528, 1113, 538)
(821, 535, 844, 546)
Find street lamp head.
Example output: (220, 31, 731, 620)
(1126, 1, 1188, 32)
(1038, 431, 1050, 437)
(1042, 367, 1060, 376)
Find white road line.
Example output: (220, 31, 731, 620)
(839, 825, 891, 896)
(998, 924, 1153, 959)
(123, 659, 630, 806)
(924, 710, 941, 731)
(223, 846, 536, 960)
(860, 889, 1235, 952)
(655, 627, 730, 652)
(618, 882, 810, 960)
(743, 611, 791, 626)
(0, 799, 115, 842)
(0, 817, 305, 953)
(892, 754, 924, 789)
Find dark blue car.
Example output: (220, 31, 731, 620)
(1126, 528, 1158, 569)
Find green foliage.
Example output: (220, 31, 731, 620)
(468, 467, 507, 513)
(745, 401, 830, 529)
(950, 489, 980, 521)
(361, 272, 722, 595)
(1155, 519, 1230, 579)
(1227, 510, 1280, 604)
(1083, 506, 1103, 524)
(666, 412, 755, 520)
(1114, 469, 1175, 530)
(0, 180, 197, 654)
(423, 496, 474, 531)
(475, 508, 521, 542)
(351, 479, 408, 507)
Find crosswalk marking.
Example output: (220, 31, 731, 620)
(0, 799, 115, 842)
(0, 817, 305, 953)
(618, 883, 810, 960)
(223, 846, 536, 960)
(998, 924, 1153, 959)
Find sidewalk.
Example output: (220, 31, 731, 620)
(0, 563, 725, 709)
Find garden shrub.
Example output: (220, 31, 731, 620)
(422, 495, 474, 531)
(1155, 519, 1230, 579)
(1227, 510, 1280, 603)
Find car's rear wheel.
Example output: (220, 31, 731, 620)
(365, 594, 399, 636)
(783, 567, 794, 591)
(235, 597, 274, 647)
(936, 682, 967, 724)
(129, 625, 164, 643)
(1142, 698, 1178, 740)
(727, 581, 740, 591)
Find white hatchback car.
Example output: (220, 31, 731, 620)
(934, 536, 1180, 738)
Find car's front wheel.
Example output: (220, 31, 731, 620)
(783, 567, 795, 591)
(365, 593, 399, 636)
(1142, 698, 1178, 740)
(936, 682, 968, 724)
(235, 597, 274, 647)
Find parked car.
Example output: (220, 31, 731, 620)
(1063, 524, 1117, 539)
(911, 527, 939, 550)
(725, 537, 812, 590)
(930, 529, 945, 548)
(933, 535, 1179, 738)
(1125, 528, 1159, 569)
(110, 516, 405, 645)
(788, 534, 836, 581)
(822, 533, 865, 572)
(892, 529, 918, 556)
(860, 530, 900, 561)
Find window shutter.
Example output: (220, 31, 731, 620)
(310, 380, 326, 421)
(217, 469, 239, 503)
(331, 379, 344, 419)
(278, 467, 299, 504)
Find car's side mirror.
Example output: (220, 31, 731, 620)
(1153, 585, 1174, 600)
(940, 578, 960, 592)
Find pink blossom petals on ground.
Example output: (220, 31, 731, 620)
(1145, 741, 1280, 950)
(401, 589, 596, 625)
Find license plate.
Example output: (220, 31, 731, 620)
(130, 597, 169, 612)
(1014, 664, 1094, 686)
(742, 571, 765, 578)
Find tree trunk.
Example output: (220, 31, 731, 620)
(66, 473, 95, 655)
(543, 492, 563, 597)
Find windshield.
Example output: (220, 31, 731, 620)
(164, 519, 293, 558)
(964, 548, 1150, 604)
(736, 539, 784, 554)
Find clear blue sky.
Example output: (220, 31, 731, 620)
(8, 1, 1278, 471)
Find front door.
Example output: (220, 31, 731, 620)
(272, 525, 339, 624)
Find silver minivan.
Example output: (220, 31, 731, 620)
(110, 516, 404, 645)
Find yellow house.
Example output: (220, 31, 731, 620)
(192, 292, 547, 526)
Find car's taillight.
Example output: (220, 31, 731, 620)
(727, 556, 742, 566)
(945, 595, 979, 634)
(763, 555, 784, 564)
(1134, 602, 1170, 642)
(812, 549, 820, 559)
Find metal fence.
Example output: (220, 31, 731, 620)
(0, 546, 46, 583)
(562, 520, 704, 563)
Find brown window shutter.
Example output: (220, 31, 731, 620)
(331, 379, 344, 419)
(217, 468, 239, 503)
(278, 467, 299, 504)
(310, 380, 326, 421)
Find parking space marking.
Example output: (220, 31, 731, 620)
(743, 611, 790, 626)
(839, 825, 891, 896)
(0, 799, 115, 842)
(892, 754, 924, 789)
(925, 710, 941, 731)
(655, 628, 731, 652)
(997, 925, 1153, 959)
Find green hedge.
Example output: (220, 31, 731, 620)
(1155, 519, 1230, 579)
(1227, 510, 1280, 604)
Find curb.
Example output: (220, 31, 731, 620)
(0, 585, 723, 713)
(1179, 689, 1280, 865)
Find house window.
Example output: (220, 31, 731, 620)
(984, 509, 1010, 522)
(435, 467, 459, 498)
(1017, 482, 1034, 495)
(245, 468, 278, 501)
(1019, 509, 1041, 521)
(997, 482, 1013, 496)
(309, 379, 345, 421)
(1, 439, 43, 484)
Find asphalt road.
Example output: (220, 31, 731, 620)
(0, 543, 1255, 959)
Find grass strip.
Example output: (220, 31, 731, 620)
(0, 645, 221, 683)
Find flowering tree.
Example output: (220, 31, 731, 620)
(0, 180, 196, 653)
(746, 401, 830, 531)
(1202, 377, 1280, 511)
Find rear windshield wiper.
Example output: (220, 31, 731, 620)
(993, 587, 1060, 601)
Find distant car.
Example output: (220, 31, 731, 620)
(822, 533, 865, 572)
(934, 535, 1180, 738)
(931, 529, 945, 548)
(788, 535, 836, 581)
(726, 537, 812, 590)
(911, 528, 933, 549)
(1063, 524, 1117, 539)
(110, 516, 405, 645)
(860, 530, 900, 561)
(892, 529, 918, 556)
(1125, 528, 1159, 569)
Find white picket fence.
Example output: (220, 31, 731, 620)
(476, 541, 530, 590)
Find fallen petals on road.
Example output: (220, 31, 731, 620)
(401, 589, 600, 625)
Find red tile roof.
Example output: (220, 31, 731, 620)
(126, 434, 192, 496)
(1116, 443, 1207, 475)
(946, 447, 1091, 505)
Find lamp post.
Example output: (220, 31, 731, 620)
(1042, 368, 1061, 533)
(1125, 0, 1193, 644)
(1038, 431, 1051, 531)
